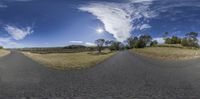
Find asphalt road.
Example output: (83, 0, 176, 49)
(1, 51, 200, 99)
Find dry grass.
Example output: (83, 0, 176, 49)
(0, 50, 10, 57)
(132, 47, 200, 60)
(23, 50, 116, 70)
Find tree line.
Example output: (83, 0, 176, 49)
(163, 32, 199, 48)
(95, 32, 199, 53)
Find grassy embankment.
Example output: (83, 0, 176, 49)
(0, 49, 10, 57)
(23, 50, 116, 70)
(132, 44, 200, 60)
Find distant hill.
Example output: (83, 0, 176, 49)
(63, 45, 86, 49)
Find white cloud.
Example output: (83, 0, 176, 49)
(79, 1, 156, 42)
(69, 41, 96, 46)
(8, 0, 32, 2)
(0, 0, 32, 9)
(0, 37, 20, 48)
(139, 24, 152, 30)
(69, 41, 84, 44)
(153, 37, 165, 44)
(130, 0, 154, 3)
(4, 25, 33, 40)
(0, 4, 7, 8)
(85, 42, 96, 46)
(198, 37, 200, 45)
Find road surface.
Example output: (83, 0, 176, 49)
(1, 51, 200, 99)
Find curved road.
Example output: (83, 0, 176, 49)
(1, 51, 200, 99)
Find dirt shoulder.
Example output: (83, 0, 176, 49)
(0, 50, 10, 57)
(23, 51, 117, 70)
(132, 47, 200, 60)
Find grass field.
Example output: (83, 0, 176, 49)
(0, 50, 10, 57)
(19, 47, 92, 54)
(132, 47, 200, 60)
(23, 50, 116, 70)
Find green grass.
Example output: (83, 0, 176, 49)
(23, 50, 116, 70)
(132, 47, 200, 60)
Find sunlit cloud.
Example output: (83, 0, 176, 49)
(85, 42, 96, 46)
(96, 28, 104, 34)
(69, 41, 84, 44)
(139, 24, 152, 30)
(79, 0, 156, 42)
(69, 41, 96, 46)
(0, 37, 20, 48)
(129, 0, 154, 3)
(4, 25, 33, 40)
(153, 37, 164, 44)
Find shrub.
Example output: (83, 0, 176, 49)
(165, 36, 181, 44)
(181, 32, 199, 48)
(150, 40, 158, 47)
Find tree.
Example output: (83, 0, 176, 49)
(164, 36, 181, 44)
(150, 40, 158, 47)
(127, 37, 134, 48)
(163, 32, 169, 39)
(109, 41, 121, 51)
(127, 35, 153, 48)
(181, 32, 199, 47)
(165, 38, 171, 44)
(139, 35, 152, 47)
(105, 40, 114, 47)
(127, 37, 139, 49)
(95, 39, 105, 53)
(171, 36, 181, 44)
(136, 39, 146, 48)
(186, 32, 198, 40)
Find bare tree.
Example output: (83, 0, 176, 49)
(95, 39, 105, 53)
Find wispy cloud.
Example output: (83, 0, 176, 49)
(0, 37, 20, 48)
(69, 41, 84, 44)
(69, 41, 96, 46)
(79, 0, 156, 42)
(129, 0, 154, 3)
(4, 25, 33, 40)
(0, 0, 32, 8)
(85, 42, 96, 46)
(0, 4, 7, 8)
(6, 0, 32, 2)
(139, 24, 152, 30)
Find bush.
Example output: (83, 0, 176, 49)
(165, 36, 181, 44)
(109, 42, 121, 51)
(127, 37, 139, 48)
(126, 35, 155, 48)
(181, 32, 199, 48)
(181, 38, 199, 48)
(136, 39, 146, 48)
(150, 40, 158, 47)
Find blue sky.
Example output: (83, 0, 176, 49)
(0, 0, 200, 48)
